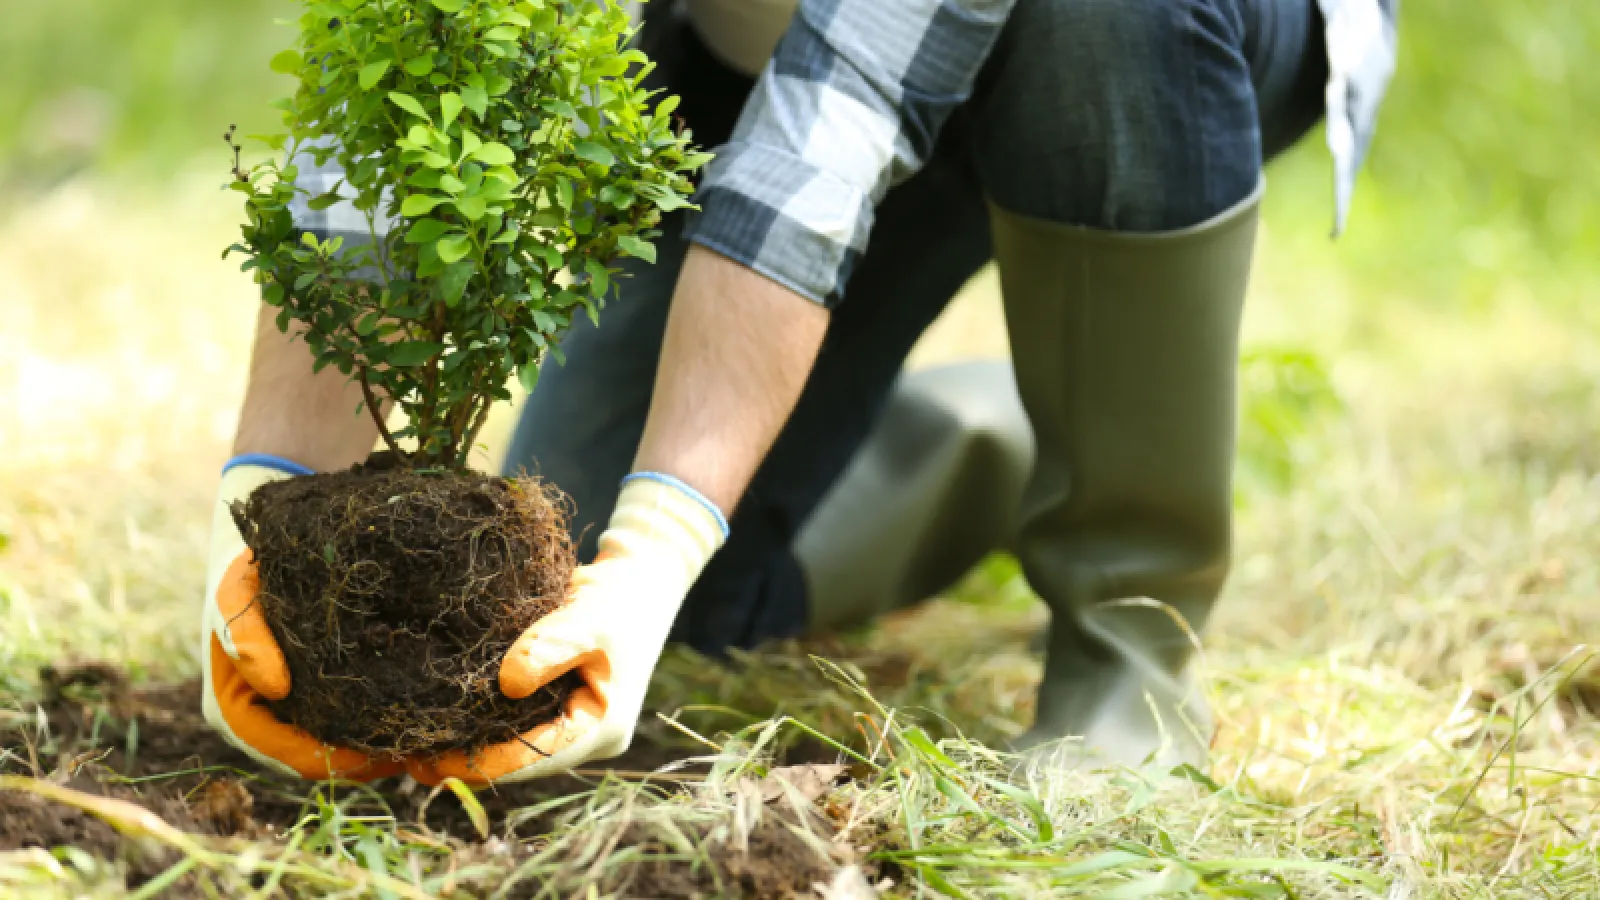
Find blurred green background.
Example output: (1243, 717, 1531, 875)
(2, 0, 1597, 301)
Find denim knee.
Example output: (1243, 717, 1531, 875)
(969, 0, 1261, 232)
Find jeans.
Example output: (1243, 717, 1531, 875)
(505, 0, 1328, 654)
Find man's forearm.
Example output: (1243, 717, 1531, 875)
(633, 245, 830, 513)
(232, 303, 382, 472)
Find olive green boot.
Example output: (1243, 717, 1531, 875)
(993, 187, 1262, 769)
(797, 361, 1033, 633)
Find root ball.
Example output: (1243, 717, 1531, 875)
(232, 466, 579, 757)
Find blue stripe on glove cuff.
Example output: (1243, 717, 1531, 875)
(620, 472, 731, 539)
(221, 454, 317, 478)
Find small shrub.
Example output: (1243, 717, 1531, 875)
(225, 0, 707, 469)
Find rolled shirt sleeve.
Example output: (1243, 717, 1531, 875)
(684, 0, 1015, 306)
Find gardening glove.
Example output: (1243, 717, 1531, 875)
(200, 456, 405, 782)
(405, 473, 727, 786)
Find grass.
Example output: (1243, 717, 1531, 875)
(3, 169, 1600, 894)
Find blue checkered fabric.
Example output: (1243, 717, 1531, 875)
(684, 0, 1015, 306)
(683, 0, 1396, 306)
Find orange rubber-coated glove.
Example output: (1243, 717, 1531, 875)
(405, 474, 727, 786)
(200, 461, 402, 781)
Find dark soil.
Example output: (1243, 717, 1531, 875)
(232, 463, 581, 756)
(0, 664, 859, 898)
(1, 666, 661, 841)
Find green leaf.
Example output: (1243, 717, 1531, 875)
(472, 142, 515, 165)
(388, 91, 430, 122)
(359, 59, 391, 90)
(598, 185, 634, 208)
(461, 85, 488, 119)
(438, 174, 465, 194)
(574, 141, 614, 167)
(617, 235, 655, 264)
(430, 0, 465, 11)
(269, 49, 300, 75)
(386, 341, 442, 367)
(436, 234, 472, 264)
(247, 132, 289, 152)
(441, 93, 464, 129)
(404, 55, 435, 77)
(354, 311, 383, 336)
(518, 361, 540, 394)
(637, 181, 693, 212)
(454, 194, 488, 221)
(902, 727, 956, 767)
(408, 169, 442, 189)
(440, 261, 475, 306)
(532, 244, 562, 271)
(306, 191, 342, 211)
(406, 219, 454, 244)
(584, 259, 610, 297)
(543, 99, 578, 120)
(401, 195, 446, 217)
(483, 26, 520, 41)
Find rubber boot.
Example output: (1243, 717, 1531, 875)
(993, 186, 1262, 769)
(796, 361, 1034, 633)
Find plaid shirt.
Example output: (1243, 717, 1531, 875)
(684, 0, 1397, 306)
(297, 0, 1396, 305)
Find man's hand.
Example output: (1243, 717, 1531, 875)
(404, 474, 727, 786)
(200, 460, 402, 781)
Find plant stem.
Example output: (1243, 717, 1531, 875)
(365, 212, 392, 288)
(415, 301, 447, 463)
(456, 394, 495, 470)
(358, 367, 406, 463)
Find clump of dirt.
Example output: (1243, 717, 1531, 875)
(232, 463, 581, 757)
